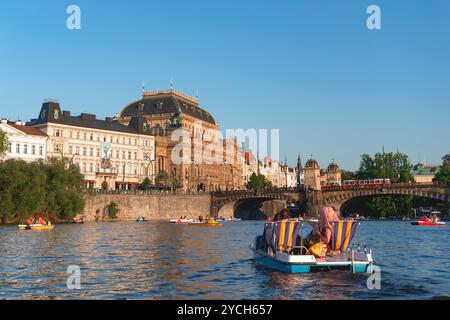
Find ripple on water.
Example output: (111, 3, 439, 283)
(0, 221, 449, 299)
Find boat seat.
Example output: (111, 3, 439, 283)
(331, 220, 358, 252)
(271, 221, 301, 253)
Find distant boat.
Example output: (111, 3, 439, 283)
(226, 218, 242, 221)
(170, 219, 194, 224)
(135, 217, 146, 222)
(18, 224, 54, 231)
(411, 217, 447, 227)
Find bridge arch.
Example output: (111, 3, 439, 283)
(320, 185, 450, 214)
(211, 189, 303, 219)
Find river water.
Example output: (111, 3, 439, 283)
(0, 221, 449, 300)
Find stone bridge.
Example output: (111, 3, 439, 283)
(312, 183, 450, 214)
(211, 184, 450, 218)
(210, 188, 303, 219)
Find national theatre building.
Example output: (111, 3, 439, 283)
(27, 89, 244, 192)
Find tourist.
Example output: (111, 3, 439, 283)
(319, 206, 340, 245)
(278, 209, 291, 221)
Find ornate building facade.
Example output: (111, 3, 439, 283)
(28, 101, 156, 190)
(116, 89, 243, 192)
(303, 157, 342, 190)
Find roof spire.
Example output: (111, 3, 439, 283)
(141, 81, 145, 95)
(170, 77, 174, 90)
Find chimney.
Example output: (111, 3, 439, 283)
(105, 117, 112, 123)
(63, 110, 71, 117)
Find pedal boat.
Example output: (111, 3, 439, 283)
(250, 220, 375, 274)
(188, 220, 224, 227)
(170, 219, 194, 224)
(411, 218, 447, 227)
(18, 224, 54, 231)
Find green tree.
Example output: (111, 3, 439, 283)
(341, 170, 356, 181)
(0, 158, 85, 223)
(435, 166, 450, 185)
(0, 160, 46, 223)
(442, 152, 450, 167)
(138, 177, 152, 190)
(155, 171, 169, 186)
(0, 130, 8, 156)
(357, 152, 412, 183)
(41, 158, 85, 221)
(246, 173, 273, 191)
(355, 151, 414, 218)
(105, 201, 119, 220)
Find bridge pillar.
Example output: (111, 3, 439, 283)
(305, 190, 323, 218)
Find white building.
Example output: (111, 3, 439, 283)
(28, 101, 156, 191)
(0, 119, 48, 162)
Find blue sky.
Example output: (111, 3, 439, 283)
(1, 0, 449, 170)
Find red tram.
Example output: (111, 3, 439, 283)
(321, 179, 391, 190)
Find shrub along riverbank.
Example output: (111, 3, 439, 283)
(0, 158, 85, 224)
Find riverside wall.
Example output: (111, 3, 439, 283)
(82, 193, 211, 221)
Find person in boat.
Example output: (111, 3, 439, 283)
(319, 206, 340, 245)
(37, 217, 45, 225)
(198, 215, 204, 222)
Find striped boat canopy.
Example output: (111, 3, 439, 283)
(331, 220, 358, 252)
(272, 221, 301, 252)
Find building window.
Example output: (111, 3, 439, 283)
(128, 152, 131, 160)
(8, 143, 12, 153)
(76, 132, 80, 139)
(90, 163, 94, 173)
(134, 152, 137, 160)
(83, 147, 87, 156)
(97, 148, 100, 157)
(76, 146, 80, 155)
(31, 145, 36, 155)
(69, 145, 73, 154)
(24, 144, 28, 154)
(122, 151, 125, 159)
(83, 133, 87, 140)
(69, 131, 73, 138)
(90, 134, 94, 141)
(39, 146, 43, 156)
(90, 148, 94, 157)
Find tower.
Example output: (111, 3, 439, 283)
(296, 155, 303, 188)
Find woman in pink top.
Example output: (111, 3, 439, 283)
(319, 206, 340, 244)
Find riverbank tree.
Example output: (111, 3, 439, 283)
(0, 158, 85, 223)
(246, 173, 272, 191)
(350, 152, 414, 218)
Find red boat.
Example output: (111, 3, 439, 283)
(411, 217, 447, 227)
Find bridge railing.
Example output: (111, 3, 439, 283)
(321, 182, 447, 192)
(211, 187, 303, 198)
(89, 189, 210, 196)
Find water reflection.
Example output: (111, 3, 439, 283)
(0, 221, 449, 299)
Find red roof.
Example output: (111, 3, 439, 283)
(7, 123, 47, 137)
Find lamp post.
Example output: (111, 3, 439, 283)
(70, 153, 79, 166)
(56, 147, 64, 159)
